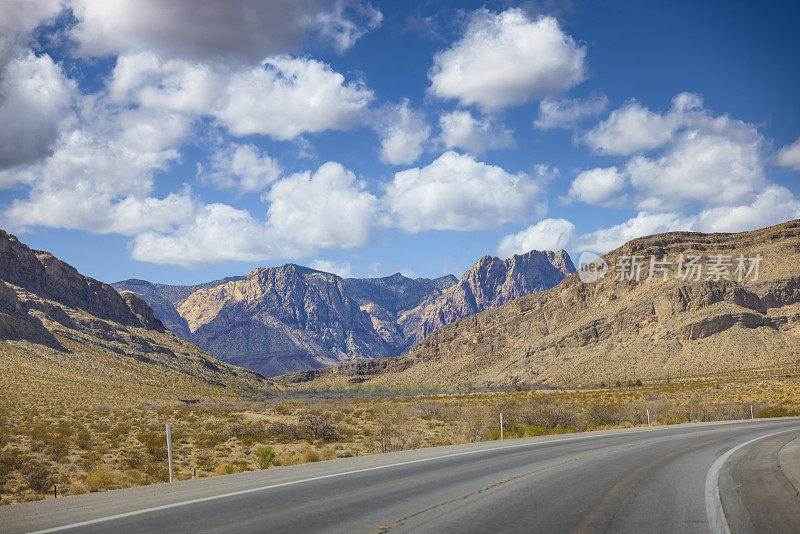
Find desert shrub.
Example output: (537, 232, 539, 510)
(195, 427, 228, 448)
(255, 446, 276, 469)
(46, 434, 71, 461)
(299, 411, 340, 443)
(23, 460, 55, 493)
(582, 404, 627, 428)
(84, 469, 129, 492)
(300, 449, 320, 464)
(75, 429, 93, 449)
(756, 405, 797, 418)
(214, 461, 251, 476)
(136, 431, 167, 461)
(195, 452, 215, 471)
(660, 412, 687, 425)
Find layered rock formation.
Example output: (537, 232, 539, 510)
(0, 230, 273, 406)
(278, 220, 800, 389)
(115, 250, 572, 376)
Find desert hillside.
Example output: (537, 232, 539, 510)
(279, 220, 800, 388)
(0, 230, 275, 408)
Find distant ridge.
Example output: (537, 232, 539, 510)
(115, 250, 574, 376)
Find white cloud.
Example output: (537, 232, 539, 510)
(628, 129, 764, 210)
(437, 110, 513, 154)
(109, 52, 222, 114)
(385, 151, 545, 233)
(574, 211, 689, 254)
(1, 101, 195, 234)
(264, 161, 378, 251)
(428, 10, 586, 109)
(131, 161, 378, 267)
(0, 52, 76, 171)
(310, 259, 352, 278)
(376, 100, 430, 165)
(497, 218, 575, 257)
(574, 187, 800, 254)
(203, 144, 281, 192)
(693, 186, 800, 233)
(131, 203, 272, 267)
(534, 94, 608, 130)
(584, 99, 681, 156)
(566, 167, 626, 207)
(776, 137, 800, 171)
(0, 0, 63, 55)
(215, 55, 374, 140)
(110, 52, 374, 141)
(69, 0, 381, 61)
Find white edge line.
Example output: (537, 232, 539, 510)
(26, 421, 796, 534)
(704, 427, 799, 534)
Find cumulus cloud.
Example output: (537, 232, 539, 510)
(776, 137, 800, 171)
(69, 0, 382, 61)
(131, 204, 273, 266)
(203, 144, 281, 192)
(497, 218, 575, 257)
(375, 100, 430, 165)
(0, 0, 63, 54)
(310, 259, 353, 278)
(385, 151, 545, 233)
(580, 93, 767, 212)
(131, 161, 378, 267)
(693, 186, 800, 233)
(574, 211, 689, 254)
(437, 110, 514, 154)
(534, 94, 608, 130)
(0, 51, 76, 170)
(1, 100, 196, 234)
(264, 162, 378, 251)
(215, 55, 374, 140)
(110, 52, 374, 141)
(628, 129, 764, 210)
(565, 167, 626, 207)
(574, 187, 800, 254)
(428, 9, 586, 109)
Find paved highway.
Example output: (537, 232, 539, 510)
(3, 418, 800, 533)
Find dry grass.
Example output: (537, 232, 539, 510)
(2, 375, 800, 505)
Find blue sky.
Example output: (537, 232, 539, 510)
(1, 0, 798, 285)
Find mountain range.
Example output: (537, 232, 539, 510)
(278, 220, 800, 389)
(0, 230, 273, 407)
(113, 250, 575, 376)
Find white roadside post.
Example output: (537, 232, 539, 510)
(166, 423, 174, 483)
(750, 405, 754, 419)
(646, 408, 651, 427)
(500, 413, 504, 441)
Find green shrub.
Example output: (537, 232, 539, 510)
(255, 446, 276, 469)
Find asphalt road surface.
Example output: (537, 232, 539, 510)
(3, 418, 800, 534)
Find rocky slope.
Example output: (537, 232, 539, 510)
(0, 230, 273, 406)
(176, 264, 392, 376)
(116, 251, 572, 376)
(278, 220, 800, 389)
(112, 277, 244, 339)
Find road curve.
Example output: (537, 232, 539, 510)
(3, 418, 800, 534)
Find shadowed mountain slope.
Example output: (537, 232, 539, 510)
(0, 230, 273, 407)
